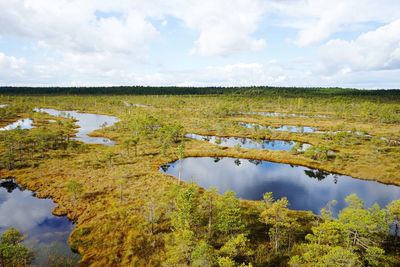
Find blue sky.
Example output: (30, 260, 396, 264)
(0, 0, 400, 88)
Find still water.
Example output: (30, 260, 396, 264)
(0, 179, 79, 265)
(244, 111, 328, 118)
(186, 133, 303, 151)
(239, 122, 316, 133)
(161, 157, 400, 214)
(0, 118, 34, 131)
(34, 108, 119, 145)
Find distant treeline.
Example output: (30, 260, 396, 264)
(0, 86, 399, 97)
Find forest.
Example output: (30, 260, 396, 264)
(0, 87, 399, 266)
(1, 86, 400, 97)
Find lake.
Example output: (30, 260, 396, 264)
(160, 157, 400, 215)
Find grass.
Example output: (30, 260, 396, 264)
(0, 92, 399, 265)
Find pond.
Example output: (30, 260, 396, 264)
(186, 133, 308, 151)
(0, 118, 34, 131)
(34, 108, 119, 146)
(0, 179, 79, 265)
(243, 111, 328, 118)
(239, 122, 316, 133)
(160, 157, 400, 215)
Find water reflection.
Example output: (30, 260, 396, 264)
(0, 118, 34, 131)
(243, 111, 328, 118)
(34, 108, 119, 146)
(0, 179, 79, 264)
(0, 104, 8, 108)
(160, 157, 400, 215)
(186, 133, 300, 151)
(239, 122, 316, 133)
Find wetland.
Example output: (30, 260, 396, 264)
(0, 87, 399, 266)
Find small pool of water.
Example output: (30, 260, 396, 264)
(186, 133, 304, 151)
(34, 108, 119, 146)
(0, 104, 8, 108)
(240, 122, 317, 133)
(0, 179, 79, 265)
(0, 118, 34, 131)
(160, 157, 400, 215)
(243, 112, 328, 118)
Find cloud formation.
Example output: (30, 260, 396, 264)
(0, 0, 399, 88)
(319, 19, 400, 73)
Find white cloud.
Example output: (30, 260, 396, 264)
(319, 19, 400, 73)
(0, 1, 159, 59)
(169, 0, 267, 56)
(0, 53, 25, 70)
(269, 0, 400, 46)
(0, 52, 26, 80)
(75, 62, 287, 87)
(0, 0, 267, 59)
(0, 0, 399, 88)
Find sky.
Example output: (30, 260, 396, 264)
(0, 0, 400, 88)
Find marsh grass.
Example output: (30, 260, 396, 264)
(0, 92, 399, 265)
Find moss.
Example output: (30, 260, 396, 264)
(0, 93, 399, 265)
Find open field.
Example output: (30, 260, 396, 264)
(0, 87, 399, 266)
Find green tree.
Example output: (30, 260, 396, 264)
(164, 229, 196, 266)
(290, 194, 393, 267)
(218, 234, 253, 265)
(338, 194, 387, 243)
(260, 192, 298, 253)
(191, 240, 216, 267)
(200, 187, 219, 238)
(365, 246, 387, 267)
(216, 191, 245, 237)
(387, 200, 400, 239)
(158, 123, 184, 155)
(171, 184, 200, 231)
(0, 228, 34, 266)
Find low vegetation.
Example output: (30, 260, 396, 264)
(0, 87, 399, 266)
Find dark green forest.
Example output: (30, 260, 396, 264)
(1, 86, 399, 98)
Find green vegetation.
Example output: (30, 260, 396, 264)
(0, 88, 399, 266)
(289, 194, 397, 266)
(0, 228, 33, 266)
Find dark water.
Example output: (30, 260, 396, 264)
(186, 133, 304, 151)
(34, 108, 119, 146)
(160, 157, 400, 214)
(0, 179, 79, 265)
(239, 122, 316, 133)
(0, 118, 34, 131)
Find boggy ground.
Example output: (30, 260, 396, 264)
(0, 93, 399, 265)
